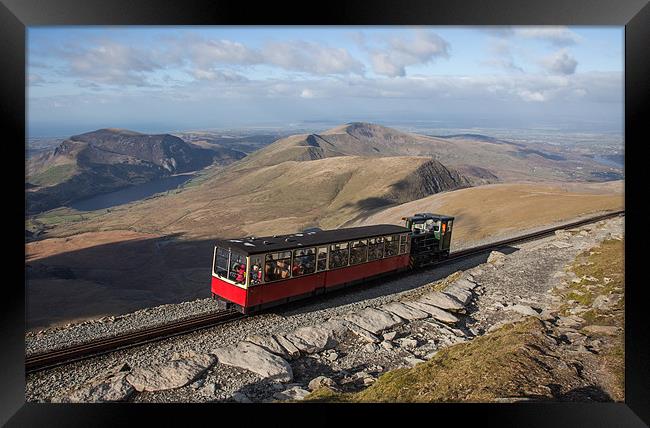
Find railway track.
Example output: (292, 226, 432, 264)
(444, 210, 624, 264)
(26, 210, 624, 374)
(26, 310, 244, 374)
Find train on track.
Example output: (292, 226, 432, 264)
(211, 213, 454, 314)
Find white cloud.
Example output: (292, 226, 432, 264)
(517, 89, 547, 102)
(540, 49, 578, 75)
(30, 29, 621, 122)
(482, 39, 524, 73)
(156, 71, 620, 106)
(190, 68, 248, 82)
(188, 38, 259, 68)
(44, 34, 366, 88)
(366, 30, 450, 77)
(513, 27, 583, 46)
(263, 41, 364, 75)
(65, 40, 161, 86)
(370, 53, 405, 78)
(300, 89, 316, 98)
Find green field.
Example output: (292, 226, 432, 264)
(29, 164, 77, 187)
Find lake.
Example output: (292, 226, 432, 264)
(69, 174, 194, 211)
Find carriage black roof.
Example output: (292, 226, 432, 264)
(406, 213, 455, 221)
(215, 224, 410, 255)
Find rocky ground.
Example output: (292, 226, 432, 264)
(25, 215, 624, 403)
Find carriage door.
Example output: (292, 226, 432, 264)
(313, 246, 328, 294)
(247, 254, 264, 307)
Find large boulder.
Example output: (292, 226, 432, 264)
(231, 392, 252, 403)
(284, 318, 351, 354)
(245, 334, 290, 358)
(126, 353, 216, 392)
(213, 342, 293, 383)
(285, 325, 335, 354)
(58, 371, 134, 402)
(582, 325, 621, 336)
(274, 334, 301, 360)
(506, 304, 540, 317)
(337, 319, 381, 343)
(321, 318, 352, 339)
(591, 295, 619, 311)
(380, 302, 429, 321)
(453, 278, 478, 291)
(308, 376, 338, 391)
(487, 250, 507, 265)
(342, 307, 405, 335)
(555, 315, 585, 329)
(418, 292, 465, 312)
(273, 386, 311, 401)
(402, 301, 459, 325)
(443, 286, 473, 306)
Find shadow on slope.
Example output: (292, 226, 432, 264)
(26, 234, 215, 330)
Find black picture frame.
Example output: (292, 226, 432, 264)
(3, 0, 647, 426)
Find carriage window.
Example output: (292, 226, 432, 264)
(447, 220, 453, 231)
(228, 251, 247, 285)
(367, 237, 384, 261)
(249, 255, 263, 286)
(413, 222, 426, 234)
(329, 242, 349, 269)
(399, 234, 409, 254)
(350, 240, 368, 265)
(264, 251, 292, 282)
(384, 235, 399, 257)
(316, 247, 328, 271)
(292, 248, 316, 277)
(215, 247, 230, 278)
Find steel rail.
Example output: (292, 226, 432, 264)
(26, 310, 244, 373)
(26, 209, 623, 374)
(445, 210, 624, 264)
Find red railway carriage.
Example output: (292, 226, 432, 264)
(211, 224, 411, 313)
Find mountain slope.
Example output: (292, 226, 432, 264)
(236, 122, 452, 170)
(351, 180, 624, 248)
(26, 129, 244, 214)
(33, 154, 471, 239)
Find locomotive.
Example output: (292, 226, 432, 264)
(211, 213, 454, 314)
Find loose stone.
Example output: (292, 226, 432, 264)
(126, 353, 216, 392)
(342, 307, 404, 335)
(380, 301, 429, 321)
(212, 342, 293, 383)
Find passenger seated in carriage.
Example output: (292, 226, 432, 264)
(234, 263, 246, 284)
(250, 264, 262, 285)
(265, 258, 276, 281)
(275, 259, 290, 279)
(292, 261, 302, 276)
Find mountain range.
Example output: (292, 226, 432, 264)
(28, 122, 621, 241)
(26, 128, 245, 214)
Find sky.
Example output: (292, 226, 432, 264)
(27, 26, 624, 137)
